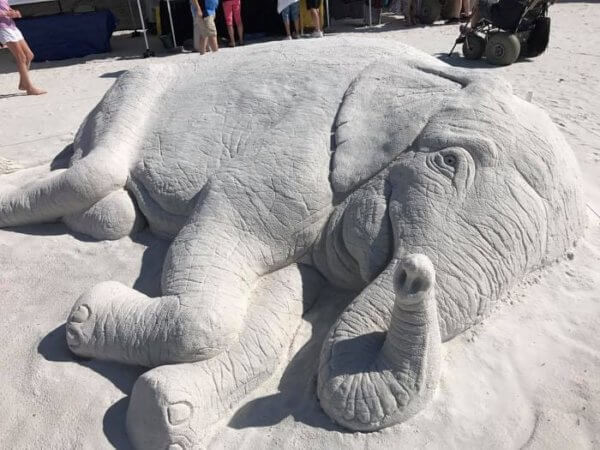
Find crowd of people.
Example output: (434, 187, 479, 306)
(0, 0, 509, 93)
(188, 0, 325, 53)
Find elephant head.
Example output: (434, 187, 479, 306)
(316, 59, 586, 431)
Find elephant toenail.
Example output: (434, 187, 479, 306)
(167, 402, 192, 425)
(66, 326, 80, 346)
(70, 305, 90, 323)
(168, 445, 183, 450)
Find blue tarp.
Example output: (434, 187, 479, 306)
(15, 10, 117, 62)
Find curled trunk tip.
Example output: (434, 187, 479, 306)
(317, 254, 441, 431)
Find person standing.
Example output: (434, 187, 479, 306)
(278, 0, 300, 39)
(223, 0, 243, 47)
(0, 0, 45, 95)
(191, 0, 219, 53)
(306, 0, 323, 37)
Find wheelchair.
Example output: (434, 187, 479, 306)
(452, 0, 552, 66)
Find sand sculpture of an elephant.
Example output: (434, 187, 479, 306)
(0, 38, 586, 447)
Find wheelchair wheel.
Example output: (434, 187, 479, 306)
(485, 31, 521, 65)
(462, 33, 486, 60)
(418, 0, 442, 25)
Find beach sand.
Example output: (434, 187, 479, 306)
(1, 4, 599, 448)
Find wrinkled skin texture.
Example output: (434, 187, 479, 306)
(0, 38, 586, 447)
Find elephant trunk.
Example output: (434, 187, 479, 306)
(317, 254, 441, 431)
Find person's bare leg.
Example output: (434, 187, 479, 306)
(193, 19, 201, 51)
(6, 41, 45, 95)
(199, 36, 208, 54)
(461, 4, 480, 31)
(461, 0, 471, 17)
(310, 8, 321, 31)
(445, 0, 461, 21)
(7, 42, 28, 90)
(283, 19, 291, 38)
(21, 39, 34, 68)
(226, 24, 235, 46)
(293, 18, 300, 37)
(208, 35, 218, 52)
(236, 21, 244, 44)
(17, 40, 35, 86)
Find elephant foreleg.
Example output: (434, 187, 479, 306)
(126, 264, 324, 450)
(65, 174, 330, 366)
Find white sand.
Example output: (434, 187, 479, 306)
(1, 5, 600, 448)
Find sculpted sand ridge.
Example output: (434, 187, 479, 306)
(0, 37, 586, 448)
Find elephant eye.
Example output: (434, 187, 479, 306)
(426, 148, 465, 179)
(443, 154, 457, 167)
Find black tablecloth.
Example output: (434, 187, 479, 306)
(16, 10, 116, 62)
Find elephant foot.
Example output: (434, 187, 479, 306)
(66, 276, 244, 367)
(66, 281, 193, 366)
(127, 364, 213, 450)
(66, 281, 153, 361)
(126, 264, 325, 449)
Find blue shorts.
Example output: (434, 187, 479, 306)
(281, 2, 300, 22)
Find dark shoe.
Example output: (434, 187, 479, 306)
(445, 17, 460, 24)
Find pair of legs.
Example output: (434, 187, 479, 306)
(445, 0, 471, 23)
(5, 38, 45, 95)
(403, 0, 417, 25)
(201, 35, 219, 53)
(223, 0, 243, 46)
(363, 3, 382, 25)
(281, 2, 300, 39)
(193, 15, 218, 54)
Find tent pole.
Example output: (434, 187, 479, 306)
(325, 0, 330, 27)
(135, 0, 154, 57)
(166, 0, 178, 48)
(368, 0, 372, 26)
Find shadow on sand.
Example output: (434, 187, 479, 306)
(0, 92, 26, 99)
(37, 323, 143, 449)
(0, 33, 175, 75)
(228, 286, 356, 433)
(438, 51, 538, 68)
(35, 227, 169, 449)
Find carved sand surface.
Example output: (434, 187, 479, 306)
(1, 8, 600, 448)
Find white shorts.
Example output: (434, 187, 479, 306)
(0, 26, 24, 45)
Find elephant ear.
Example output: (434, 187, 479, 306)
(331, 59, 473, 194)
